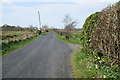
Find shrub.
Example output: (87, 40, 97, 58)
(79, 1, 120, 78)
(65, 32, 72, 39)
(80, 12, 100, 53)
(91, 1, 120, 66)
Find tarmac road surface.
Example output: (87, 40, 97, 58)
(2, 32, 77, 78)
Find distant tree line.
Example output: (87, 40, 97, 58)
(1, 24, 39, 32)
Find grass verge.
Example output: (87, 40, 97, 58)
(71, 49, 98, 78)
(1, 33, 47, 56)
(71, 48, 119, 78)
(55, 32, 82, 45)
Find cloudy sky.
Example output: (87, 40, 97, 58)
(0, 0, 119, 28)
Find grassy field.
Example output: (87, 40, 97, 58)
(1, 31, 35, 38)
(1, 31, 38, 43)
(2, 31, 33, 35)
(1, 33, 47, 56)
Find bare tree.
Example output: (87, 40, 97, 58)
(42, 25, 48, 30)
(42, 25, 49, 32)
(62, 14, 77, 32)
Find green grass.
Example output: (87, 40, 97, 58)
(71, 49, 99, 78)
(1, 33, 47, 56)
(55, 32, 82, 45)
(71, 48, 119, 78)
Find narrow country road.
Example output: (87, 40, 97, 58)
(2, 32, 77, 78)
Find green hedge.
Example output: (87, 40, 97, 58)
(80, 1, 119, 78)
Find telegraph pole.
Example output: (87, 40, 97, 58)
(38, 11, 41, 29)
